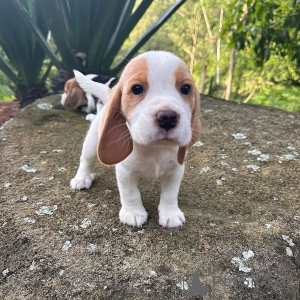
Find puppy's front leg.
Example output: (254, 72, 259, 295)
(159, 164, 185, 228)
(116, 164, 148, 227)
(70, 113, 101, 190)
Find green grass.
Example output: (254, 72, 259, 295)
(249, 85, 300, 113)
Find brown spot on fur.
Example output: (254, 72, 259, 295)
(121, 57, 149, 121)
(63, 78, 84, 110)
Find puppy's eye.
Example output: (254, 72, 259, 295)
(180, 85, 191, 95)
(131, 85, 144, 95)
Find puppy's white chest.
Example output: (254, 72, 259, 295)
(121, 143, 179, 178)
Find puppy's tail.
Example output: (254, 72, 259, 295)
(73, 70, 110, 105)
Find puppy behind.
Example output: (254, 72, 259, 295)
(70, 51, 201, 228)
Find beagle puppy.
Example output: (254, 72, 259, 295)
(61, 74, 118, 113)
(70, 51, 201, 228)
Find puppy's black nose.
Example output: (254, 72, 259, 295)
(157, 110, 178, 131)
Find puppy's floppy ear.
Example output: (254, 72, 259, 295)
(177, 89, 201, 164)
(63, 78, 84, 110)
(97, 83, 133, 165)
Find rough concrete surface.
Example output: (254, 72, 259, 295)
(0, 95, 299, 300)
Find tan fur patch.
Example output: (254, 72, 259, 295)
(64, 78, 84, 110)
(120, 57, 149, 121)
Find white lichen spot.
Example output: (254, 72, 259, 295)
(282, 235, 295, 247)
(37, 103, 53, 110)
(40, 151, 47, 154)
(276, 154, 295, 161)
(219, 153, 228, 159)
(257, 154, 270, 162)
(103, 204, 107, 208)
(87, 243, 97, 253)
(232, 133, 247, 140)
(53, 149, 63, 152)
(248, 150, 262, 156)
(150, 270, 157, 277)
(2, 222, 8, 227)
(274, 197, 279, 201)
(59, 270, 65, 276)
(80, 219, 92, 229)
(35, 205, 58, 216)
(200, 167, 211, 173)
(2, 268, 9, 277)
(104, 189, 112, 194)
(37, 183, 44, 187)
(2, 138, 7, 141)
(64, 195, 71, 199)
(204, 109, 213, 113)
(49, 176, 55, 181)
(21, 196, 28, 201)
(231, 250, 254, 273)
(247, 165, 260, 172)
(216, 180, 223, 186)
(221, 162, 229, 167)
(244, 277, 255, 288)
(225, 191, 234, 195)
(265, 224, 274, 229)
(288, 115, 295, 118)
(210, 223, 217, 227)
(87, 203, 96, 208)
(112, 228, 118, 232)
(32, 177, 40, 180)
(24, 218, 36, 224)
(194, 141, 204, 147)
(138, 229, 145, 234)
(69, 224, 79, 230)
(62, 241, 72, 251)
(286, 247, 293, 257)
(4, 183, 12, 188)
(293, 151, 299, 156)
(104, 286, 108, 290)
(242, 250, 254, 260)
(231, 168, 238, 172)
(58, 167, 67, 172)
(21, 165, 37, 173)
(176, 279, 189, 291)
(29, 260, 37, 271)
(287, 146, 295, 151)
(244, 142, 252, 146)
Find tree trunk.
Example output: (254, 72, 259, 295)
(216, 7, 223, 85)
(223, 48, 236, 100)
(15, 83, 49, 107)
(200, 65, 207, 93)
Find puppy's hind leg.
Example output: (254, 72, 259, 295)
(70, 113, 101, 190)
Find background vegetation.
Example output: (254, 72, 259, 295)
(0, 0, 299, 113)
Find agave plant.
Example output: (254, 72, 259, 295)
(0, 0, 56, 104)
(0, 0, 187, 104)
(34, 0, 188, 76)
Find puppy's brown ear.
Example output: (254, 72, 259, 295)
(63, 79, 84, 110)
(177, 89, 201, 164)
(97, 83, 133, 165)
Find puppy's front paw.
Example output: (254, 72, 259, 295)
(70, 174, 95, 190)
(119, 207, 148, 227)
(159, 207, 185, 228)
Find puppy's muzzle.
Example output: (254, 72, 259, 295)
(157, 110, 179, 131)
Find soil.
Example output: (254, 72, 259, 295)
(0, 101, 21, 126)
(0, 95, 299, 299)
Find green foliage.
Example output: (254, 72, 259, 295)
(0, 0, 48, 87)
(223, 0, 300, 67)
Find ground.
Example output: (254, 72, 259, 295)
(0, 95, 299, 300)
(0, 101, 20, 126)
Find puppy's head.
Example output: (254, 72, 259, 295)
(61, 78, 85, 110)
(98, 51, 201, 165)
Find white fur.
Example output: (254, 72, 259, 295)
(70, 51, 195, 228)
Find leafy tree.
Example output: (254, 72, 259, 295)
(223, 0, 300, 67)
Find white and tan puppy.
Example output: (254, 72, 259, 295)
(70, 51, 201, 228)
